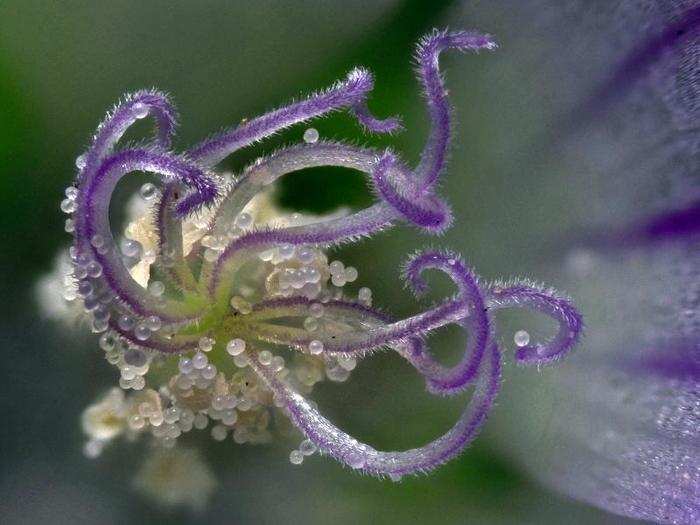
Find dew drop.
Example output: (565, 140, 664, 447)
(121, 239, 143, 259)
(117, 315, 135, 331)
(192, 351, 208, 369)
(178, 357, 194, 374)
(358, 287, 372, 305)
(77, 280, 93, 297)
(148, 281, 165, 297)
(146, 315, 162, 331)
(139, 182, 157, 200)
(289, 449, 304, 465)
(202, 364, 217, 380)
(211, 424, 228, 441)
(309, 303, 324, 318)
(303, 128, 319, 144)
(344, 266, 358, 283)
(279, 244, 295, 259)
(134, 322, 151, 341)
(87, 261, 102, 278)
(60, 199, 76, 214)
(303, 317, 319, 332)
(235, 212, 253, 229)
(226, 338, 246, 356)
(514, 330, 530, 347)
(297, 246, 315, 263)
(299, 439, 317, 456)
(198, 336, 215, 352)
(309, 340, 324, 355)
(75, 154, 87, 170)
(90, 234, 105, 249)
(124, 348, 148, 367)
(329, 260, 344, 276)
(133, 102, 149, 119)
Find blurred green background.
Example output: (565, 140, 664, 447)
(0, 1, 641, 524)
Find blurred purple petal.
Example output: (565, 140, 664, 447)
(481, 2, 700, 523)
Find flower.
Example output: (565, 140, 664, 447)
(51, 29, 582, 481)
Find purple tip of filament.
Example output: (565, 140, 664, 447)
(76, 90, 178, 187)
(351, 101, 404, 134)
(414, 30, 497, 193)
(372, 152, 453, 233)
(173, 180, 220, 217)
(130, 90, 179, 148)
(418, 29, 497, 53)
(488, 283, 583, 365)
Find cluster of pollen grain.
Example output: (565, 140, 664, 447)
(71, 177, 372, 460)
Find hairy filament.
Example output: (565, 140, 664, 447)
(189, 68, 376, 167)
(209, 206, 396, 301)
(77, 148, 217, 321)
(249, 341, 502, 476)
(351, 100, 404, 134)
(414, 30, 497, 191)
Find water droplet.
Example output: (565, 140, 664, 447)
(514, 330, 530, 347)
(134, 322, 151, 341)
(289, 449, 304, 465)
(146, 315, 162, 331)
(344, 266, 358, 282)
(198, 336, 215, 352)
(309, 340, 324, 355)
(90, 234, 105, 248)
(235, 212, 253, 229)
(329, 260, 344, 276)
(140, 183, 157, 200)
(75, 154, 87, 170)
(299, 439, 317, 456)
(310, 303, 324, 318)
(120, 239, 143, 259)
(60, 198, 76, 214)
(133, 102, 149, 119)
(192, 351, 208, 369)
(148, 281, 165, 297)
(87, 261, 102, 278)
(124, 348, 148, 367)
(358, 287, 372, 303)
(303, 128, 319, 144)
(226, 338, 246, 356)
(258, 350, 273, 366)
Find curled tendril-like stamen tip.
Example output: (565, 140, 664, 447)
(173, 181, 220, 218)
